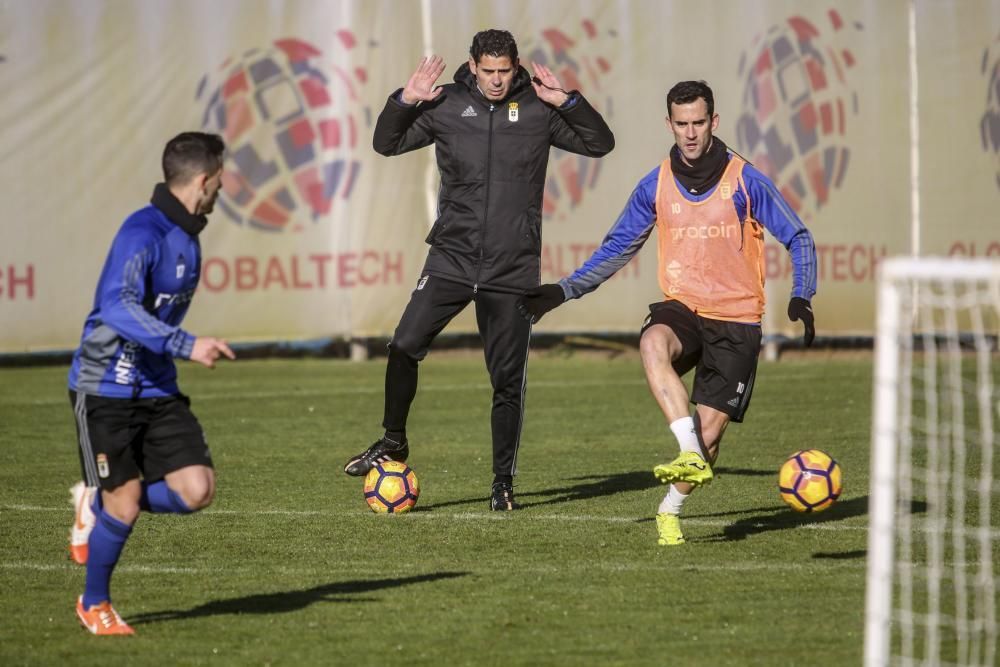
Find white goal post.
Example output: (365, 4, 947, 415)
(865, 257, 1000, 667)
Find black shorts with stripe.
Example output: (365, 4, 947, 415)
(69, 390, 213, 490)
(639, 300, 762, 423)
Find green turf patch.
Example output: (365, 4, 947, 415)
(1, 356, 876, 665)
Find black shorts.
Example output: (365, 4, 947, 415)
(639, 300, 762, 423)
(69, 390, 213, 490)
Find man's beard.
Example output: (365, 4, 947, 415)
(197, 190, 217, 215)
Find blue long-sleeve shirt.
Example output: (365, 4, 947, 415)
(559, 155, 817, 309)
(69, 187, 201, 398)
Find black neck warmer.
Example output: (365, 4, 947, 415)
(669, 136, 730, 195)
(150, 183, 207, 236)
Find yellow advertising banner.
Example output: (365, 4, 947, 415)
(917, 1, 1000, 260)
(0, 0, 996, 352)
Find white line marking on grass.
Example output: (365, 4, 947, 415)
(1, 504, 869, 531)
(407, 512, 871, 531)
(0, 559, 866, 577)
(5, 379, 652, 406)
(1, 366, 851, 408)
(2, 505, 70, 512)
(0, 505, 325, 516)
(21, 502, 998, 538)
(13, 559, 998, 584)
(7, 368, 833, 408)
(0, 561, 213, 574)
(204, 509, 326, 516)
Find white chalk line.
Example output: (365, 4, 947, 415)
(0, 558, 865, 577)
(1, 503, 868, 531)
(2, 370, 830, 407)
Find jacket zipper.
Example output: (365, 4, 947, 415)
(473, 103, 496, 295)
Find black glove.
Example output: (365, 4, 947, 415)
(516, 284, 565, 324)
(787, 297, 815, 348)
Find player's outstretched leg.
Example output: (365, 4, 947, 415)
(69, 482, 97, 565)
(653, 451, 714, 486)
(344, 436, 409, 477)
(655, 512, 685, 546)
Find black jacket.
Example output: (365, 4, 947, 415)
(373, 63, 615, 293)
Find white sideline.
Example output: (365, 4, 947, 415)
(4, 370, 829, 407)
(9, 560, 1000, 580)
(1, 503, 869, 531)
(15, 503, 999, 540)
(1, 559, 867, 576)
(4, 379, 649, 406)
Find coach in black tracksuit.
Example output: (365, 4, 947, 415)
(343, 29, 614, 510)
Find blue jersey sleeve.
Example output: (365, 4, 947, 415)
(737, 163, 817, 300)
(98, 224, 195, 359)
(559, 166, 659, 299)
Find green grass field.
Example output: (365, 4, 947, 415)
(1, 352, 877, 665)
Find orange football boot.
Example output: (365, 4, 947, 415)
(76, 597, 134, 636)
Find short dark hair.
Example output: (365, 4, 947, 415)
(162, 132, 225, 186)
(469, 29, 518, 63)
(666, 80, 715, 118)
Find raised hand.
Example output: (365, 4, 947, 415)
(401, 55, 447, 105)
(190, 336, 236, 369)
(529, 62, 570, 107)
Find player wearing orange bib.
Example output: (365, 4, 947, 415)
(517, 80, 817, 545)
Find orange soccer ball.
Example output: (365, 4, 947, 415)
(363, 461, 420, 514)
(778, 449, 842, 513)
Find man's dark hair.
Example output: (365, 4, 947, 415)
(469, 29, 518, 63)
(162, 132, 225, 186)
(666, 80, 715, 118)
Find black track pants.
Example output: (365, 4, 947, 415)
(383, 275, 531, 476)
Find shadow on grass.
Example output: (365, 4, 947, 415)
(422, 470, 660, 510)
(128, 571, 468, 625)
(813, 549, 867, 560)
(712, 466, 776, 478)
(423, 466, 775, 511)
(659, 504, 791, 521)
(700, 496, 870, 542)
(633, 503, 790, 525)
(700, 497, 928, 543)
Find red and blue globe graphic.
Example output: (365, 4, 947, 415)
(196, 35, 371, 232)
(982, 32, 1000, 191)
(524, 19, 615, 221)
(735, 10, 862, 222)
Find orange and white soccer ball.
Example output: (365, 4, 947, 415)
(778, 449, 842, 513)
(363, 461, 420, 514)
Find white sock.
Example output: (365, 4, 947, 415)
(669, 416, 701, 456)
(658, 484, 690, 515)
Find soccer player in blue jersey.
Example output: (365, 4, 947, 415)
(67, 132, 235, 634)
(517, 80, 817, 546)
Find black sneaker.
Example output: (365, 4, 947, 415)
(490, 482, 521, 511)
(343, 437, 409, 476)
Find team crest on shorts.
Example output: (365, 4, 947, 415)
(508, 102, 519, 122)
(96, 454, 110, 478)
